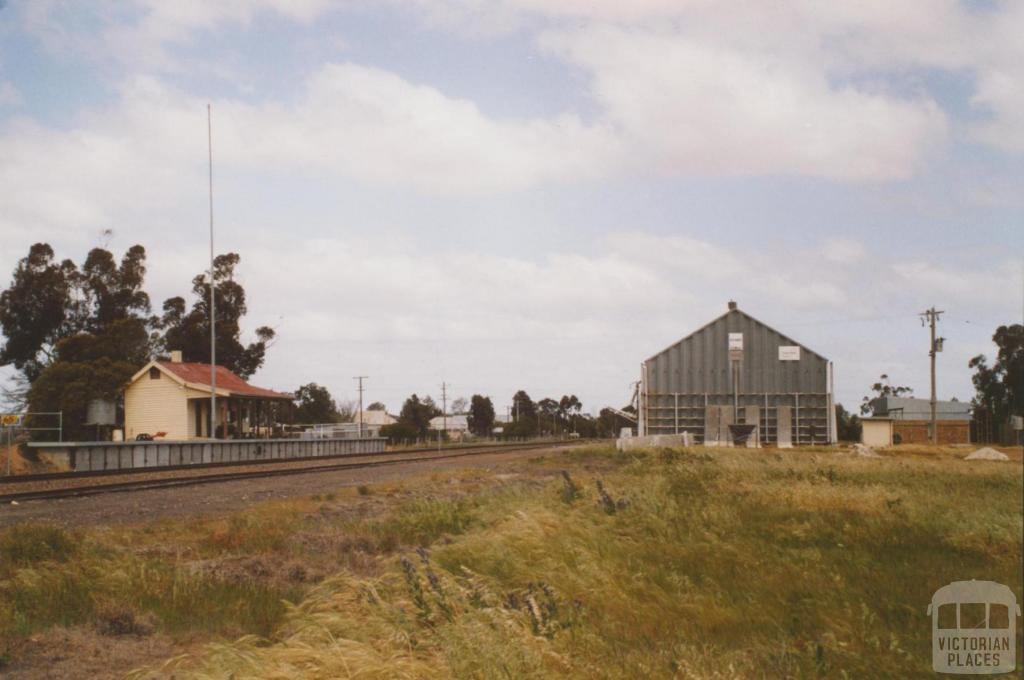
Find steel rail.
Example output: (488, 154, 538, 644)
(0, 441, 583, 504)
(2, 440, 571, 484)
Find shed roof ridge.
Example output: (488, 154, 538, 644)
(644, 307, 828, 363)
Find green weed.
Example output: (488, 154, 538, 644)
(0, 523, 78, 568)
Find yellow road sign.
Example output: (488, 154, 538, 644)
(1, 414, 24, 426)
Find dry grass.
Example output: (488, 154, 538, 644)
(115, 445, 1024, 678)
(1, 444, 1020, 677)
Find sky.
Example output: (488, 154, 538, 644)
(0, 0, 1021, 417)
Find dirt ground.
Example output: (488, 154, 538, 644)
(2, 625, 186, 680)
(1, 443, 49, 476)
(0, 444, 574, 529)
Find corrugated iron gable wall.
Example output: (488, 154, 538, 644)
(642, 310, 833, 444)
(647, 310, 828, 394)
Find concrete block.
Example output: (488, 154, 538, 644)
(777, 406, 793, 448)
(36, 448, 72, 470)
(616, 433, 694, 451)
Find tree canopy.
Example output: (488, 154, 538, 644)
(0, 242, 278, 439)
(969, 324, 1023, 426)
(467, 394, 495, 436)
(0, 243, 152, 381)
(835, 404, 862, 442)
(293, 383, 340, 423)
(155, 253, 274, 379)
(860, 374, 913, 415)
(398, 394, 441, 438)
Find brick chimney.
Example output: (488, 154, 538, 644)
(170, 350, 183, 363)
(727, 300, 738, 311)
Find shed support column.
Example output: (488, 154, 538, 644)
(764, 393, 769, 444)
(828, 361, 838, 444)
(794, 393, 800, 446)
(703, 393, 708, 444)
(638, 362, 647, 437)
(674, 394, 679, 434)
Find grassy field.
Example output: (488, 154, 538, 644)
(1, 444, 1021, 678)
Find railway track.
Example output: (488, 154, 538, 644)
(1, 440, 564, 485)
(0, 441, 582, 504)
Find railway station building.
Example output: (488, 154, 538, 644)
(123, 351, 292, 441)
(638, 301, 837, 446)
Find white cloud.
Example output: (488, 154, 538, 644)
(21, 0, 337, 70)
(2, 0, 1021, 413)
(822, 239, 866, 264)
(218, 63, 621, 192)
(891, 260, 1017, 312)
(15, 0, 1024, 179)
(0, 82, 22, 108)
(0, 64, 620, 246)
(971, 67, 1024, 153)
(409, 0, 1023, 159)
(542, 26, 948, 181)
(130, 229, 1015, 413)
(606, 232, 849, 309)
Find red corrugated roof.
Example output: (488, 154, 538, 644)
(158, 361, 292, 400)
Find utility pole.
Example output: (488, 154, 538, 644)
(439, 382, 447, 452)
(4, 424, 11, 476)
(921, 307, 944, 445)
(207, 104, 218, 438)
(353, 376, 367, 438)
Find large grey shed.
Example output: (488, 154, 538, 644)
(638, 301, 836, 446)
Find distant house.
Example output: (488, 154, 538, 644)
(429, 414, 470, 440)
(124, 351, 292, 441)
(862, 396, 971, 447)
(868, 396, 971, 421)
(353, 410, 398, 428)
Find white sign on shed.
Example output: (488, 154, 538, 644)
(778, 346, 801, 361)
(728, 333, 743, 361)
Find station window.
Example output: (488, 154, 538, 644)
(149, 367, 160, 380)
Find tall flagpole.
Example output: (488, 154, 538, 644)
(208, 104, 217, 438)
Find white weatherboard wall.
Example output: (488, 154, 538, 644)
(124, 371, 189, 440)
(861, 419, 893, 448)
(185, 388, 215, 438)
